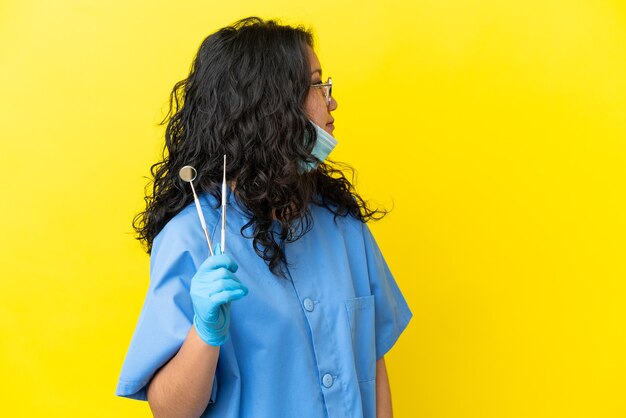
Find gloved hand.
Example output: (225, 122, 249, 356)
(190, 245, 248, 346)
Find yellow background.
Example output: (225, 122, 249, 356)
(1, 0, 625, 416)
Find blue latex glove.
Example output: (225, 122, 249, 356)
(190, 245, 248, 346)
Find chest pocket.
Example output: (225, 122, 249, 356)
(345, 295, 376, 382)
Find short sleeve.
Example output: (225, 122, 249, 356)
(115, 210, 218, 402)
(361, 223, 412, 359)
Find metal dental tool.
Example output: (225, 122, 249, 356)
(221, 155, 227, 254)
(179, 165, 215, 256)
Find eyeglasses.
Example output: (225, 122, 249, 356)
(310, 77, 333, 108)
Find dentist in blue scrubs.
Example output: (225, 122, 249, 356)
(116, 16, 412, 418)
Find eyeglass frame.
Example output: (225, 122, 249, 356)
(310, 77, 333, 108)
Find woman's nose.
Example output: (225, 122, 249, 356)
(329, 96, 338, 111)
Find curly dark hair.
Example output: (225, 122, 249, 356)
(133, 16, 387, 276)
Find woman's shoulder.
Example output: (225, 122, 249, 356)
(310, 202, 367, 239)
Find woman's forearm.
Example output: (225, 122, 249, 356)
(147, 326, 220, 418)
(376, 357, 393, 418)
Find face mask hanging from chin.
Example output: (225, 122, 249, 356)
(299, 122, 338, 173)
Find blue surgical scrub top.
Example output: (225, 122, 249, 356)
(116, 191, 412, 418)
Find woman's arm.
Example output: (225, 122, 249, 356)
(146, 248, 245, 418)
(147, 326, 219, 418)
(376, 356, 393, 418)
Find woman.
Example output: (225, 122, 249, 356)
(116, 17, 411, 418)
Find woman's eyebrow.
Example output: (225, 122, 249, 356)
(311, 69, 322, 77)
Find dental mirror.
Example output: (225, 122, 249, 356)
(178, 165, 214, 256)
(179, 166, 197, 182)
